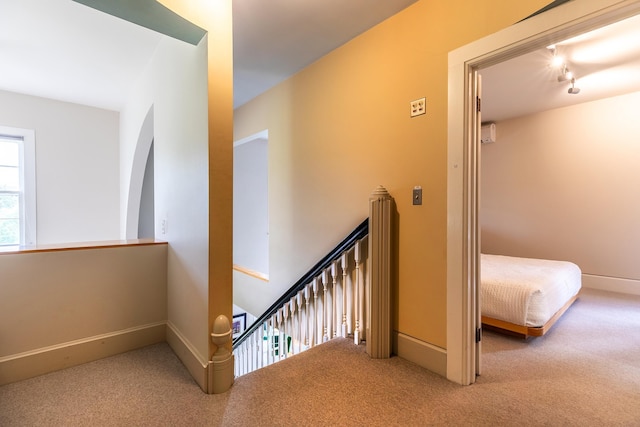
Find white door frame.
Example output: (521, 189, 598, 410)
(446, 0, 640, 385)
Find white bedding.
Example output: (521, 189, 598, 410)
(481, 254, 582, 327)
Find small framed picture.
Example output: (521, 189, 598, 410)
(232, 313, 246, 339)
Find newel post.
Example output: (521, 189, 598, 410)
(367, 185, 393, 358)
(209, 314, 234, 394)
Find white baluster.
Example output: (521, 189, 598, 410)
(290, 301, 295, 355)
(288, 298, 294, 355)
(289, 298, 296, 355)
(253, 326, 258, 371)
(234, 346, 239, 377)
(282, 306, 289, 359)
(269, 315, 277, 365)
(354, 239, 362, 345)
(233, 349, 238, 378)
(296, 291, 303, 353)
(322, 270, 329, 342)
(312, 278, 319, 347)
(248, 330, 254, 373)
(251, 330, 256, 373)
(259, 321, 266, 369)
(244, 340, 249, 375)
(234, 348, 239, 377)
(265, 320, 270, 366)
(287, 300, 293, 357)
(236, 343, 241, 377)
(304, 284, 311, 348)
(283, 303, 290, 358)
(253, 332, 257, 371)
(245, 332, 250, 374)
(331, 260, 338, 339)
(245, 340, 249, 374)
(280, 307, 285, 360)
(276, 308, 283, 361)
(278, 309, 284, 361)
(341, 252, 348, 337)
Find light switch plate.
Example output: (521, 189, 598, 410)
(413, 186, 422, 205)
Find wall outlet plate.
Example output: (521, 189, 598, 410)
(410, 97, 426, 117)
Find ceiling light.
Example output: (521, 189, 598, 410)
(568, 78, 580, 94)
(547, 45, 566, 69)
(551, 55, 565, 68)
(557, 64, 574, 82)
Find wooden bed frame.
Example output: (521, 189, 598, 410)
(481, 294, 579, 339)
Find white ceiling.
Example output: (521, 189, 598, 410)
(481, 13, 640, 122)
(0, 0, 417, 111)
(0, 0, 162, 111)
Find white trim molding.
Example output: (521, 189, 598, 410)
(166, 321, 209, 392)
(393, 332, 447, 378)
(0, 125, 36, 246)
(582, 274, 640, 296)
(0, 322, 166, 386)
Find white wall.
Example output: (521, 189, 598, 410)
(481, 90, 640, 293)
(120, 36, 209, 364)
(0, 90, 119, 244)
(233, 136, 268, 275)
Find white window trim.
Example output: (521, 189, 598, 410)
(0, 125, 36, 246)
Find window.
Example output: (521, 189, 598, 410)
(0, 126, 36, 246)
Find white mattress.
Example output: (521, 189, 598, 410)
(481, 254, 582, 327)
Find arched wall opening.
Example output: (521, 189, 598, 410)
(126, 105, 155, 239)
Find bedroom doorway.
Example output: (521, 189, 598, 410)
(446, 0, 640, 385)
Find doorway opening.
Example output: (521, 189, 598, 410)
(447, 0, 640, 386)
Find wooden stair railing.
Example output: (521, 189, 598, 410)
(232, 219, 369, 377)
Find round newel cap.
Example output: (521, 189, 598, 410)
(211, 314, 232, 345)
(371, 185, 389, 196)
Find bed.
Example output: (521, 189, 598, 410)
(481, 254, 582, 338)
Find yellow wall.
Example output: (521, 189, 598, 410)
(234, 0, 548, 348)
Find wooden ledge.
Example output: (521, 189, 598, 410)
(233, 264, 269, 282)
(0, 239, 167, 256)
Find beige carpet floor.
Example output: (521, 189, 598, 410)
(1, 288, 639, 426)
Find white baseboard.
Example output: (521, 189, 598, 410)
(582, 274, 640, 296)
(0, 322, 166, 386)
(166, 321, 208, 392)
(393, 331, 447, 378)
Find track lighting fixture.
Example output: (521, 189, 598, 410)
(568, 77, 580, 94)
(557, 64, 574, 82)
(549, 45, 581, 95)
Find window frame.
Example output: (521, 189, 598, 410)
(0, 126, 36, 246)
